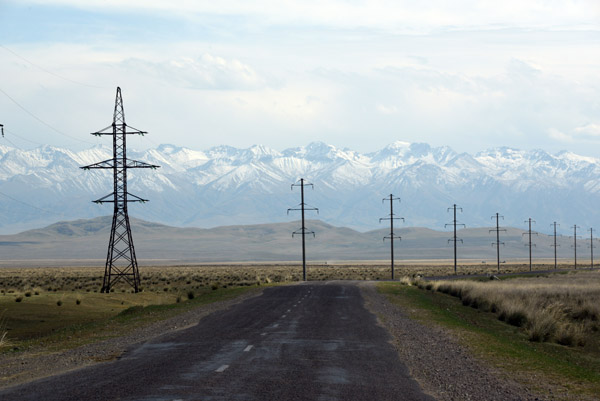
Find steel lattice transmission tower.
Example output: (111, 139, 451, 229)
(379, 194, 404, 280)
(81, 87, 159, 293)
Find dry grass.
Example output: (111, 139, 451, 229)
(415, 271, 600, 346)
(0, 263, 568, 295)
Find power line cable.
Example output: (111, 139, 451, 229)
(0, 86, 94, 145)
(1, 134, 24, 150)
(0, 190, 66, 217)
(0, 44, 107, 89)
(2, 127, 45, 147)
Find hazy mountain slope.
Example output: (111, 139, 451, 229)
(0, 217, 583, 266)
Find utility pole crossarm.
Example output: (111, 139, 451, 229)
(82, 159, 159, 170)
(292, 227, 316, 238)
(90, 125, 148, 136)
(287, 205, 319, 213)
(81, 159, 115, 170)
(92, 192, 149, 204)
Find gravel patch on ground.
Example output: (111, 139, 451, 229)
(0, 288, 263, 390)
(359, 282, 544, 401)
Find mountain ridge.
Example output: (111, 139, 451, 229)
(0, 140, 599, 235)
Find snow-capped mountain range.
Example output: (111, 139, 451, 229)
(1, 141, 599, 235)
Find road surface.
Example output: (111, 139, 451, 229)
(0, 282, 433, 400)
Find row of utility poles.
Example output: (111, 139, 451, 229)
(287, 181, 406, 281)
(287, 181, 598, 280)
(497, 217, 596, 273)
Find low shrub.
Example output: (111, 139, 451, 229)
(527, 311, 556, 342)
(505, 310, 528, 327)
(118, 305, 144, 316)
(555, 323, 586, 347)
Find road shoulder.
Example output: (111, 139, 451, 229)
(359, 281, 539, 401)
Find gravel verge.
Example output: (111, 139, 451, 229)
(0, 287, 263, 390)
(359, 282, 545, 401)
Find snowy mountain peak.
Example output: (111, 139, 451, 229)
(0, 141, 600, 234)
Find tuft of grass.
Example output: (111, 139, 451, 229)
(187, 290, 195, 300)
(425, 271, 600, 347)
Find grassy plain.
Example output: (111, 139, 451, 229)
(0, 261, 527, 350)
(0, 264, 282, 353)
(379, 270, 600, 399)
(0, 263, 592, 353)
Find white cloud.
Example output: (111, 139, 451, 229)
(13, 0, 600, 33)
(574, 123, 600, 138)
(548, 128, 573, 142)
(376, 103, 398, 115)
(121, 54, 266, 90)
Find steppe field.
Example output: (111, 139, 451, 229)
(0, 261, 589, 348)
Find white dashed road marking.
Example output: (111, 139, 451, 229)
(215, 365, 229, 373)
(243, 345, 253, 352)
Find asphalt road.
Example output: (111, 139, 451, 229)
(0, 282, 434, 401)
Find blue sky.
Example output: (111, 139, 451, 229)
(0, 0, 599, 155)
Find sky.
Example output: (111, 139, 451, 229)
(0, 0, 599, 156)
